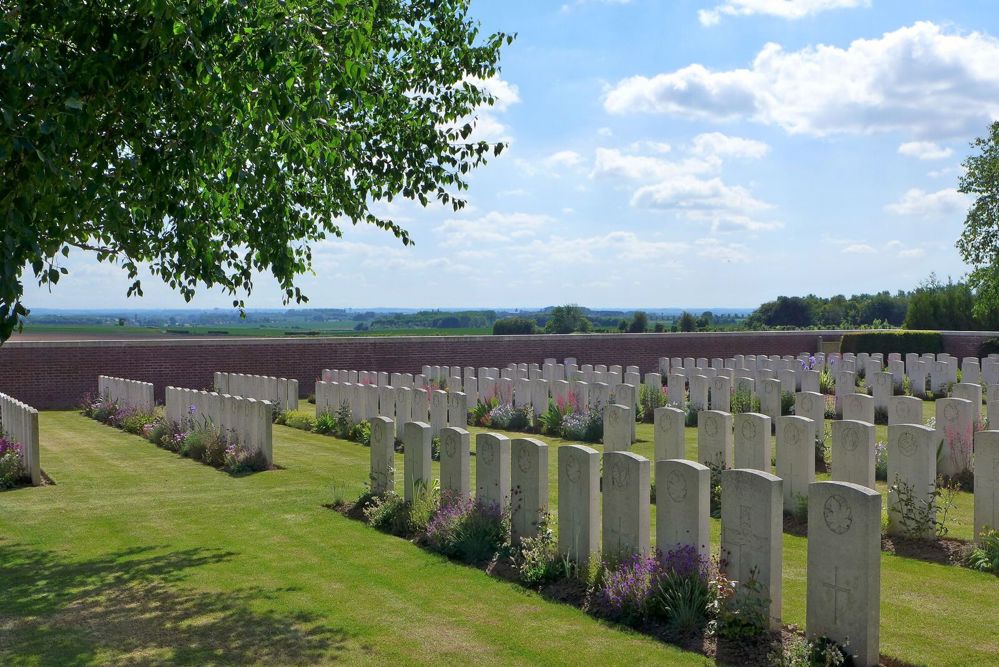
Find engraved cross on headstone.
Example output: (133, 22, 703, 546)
(823, 566, 850, 625)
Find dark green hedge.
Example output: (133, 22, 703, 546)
(839, 330, 943, 356)
(978, 337, 999, 357)
(492, 317, 537, 335)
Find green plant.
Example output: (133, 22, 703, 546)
(538, 399, 564, 436)
(769, 635, 848, 667)
(706, 457, 725, 519)
(351, 421, 372, 446)
(517, 513, 565, 586)
(407, 480, 441, 535)
(0, 440, 27, 489)
(283, 410, 317, 432)
(967, 529, 999, 573)
(780, 391, 795, 416)
(363, 492, 412, 536)
(313, 412, 338, 435)
(889, 474, 959, 539)
(711, 569, 770, 641)
(424, 493, 510, 565)
(638, 383, 667, 423)
(730, 387, 760, 414)
(684, 404, 698, 427)
(818, 368, 835, 394)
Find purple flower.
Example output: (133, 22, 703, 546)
(188, 404, 198, 415)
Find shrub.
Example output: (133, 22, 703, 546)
(819, 368, 835, 394)
(492, 316, 537, 335)
(648, 546, 713, 635)
(351, 420, 372, 446)
(424, 492, 510, 564)
(223, 442, 269, 474)
(283, 410, 317, 432)
(561, 408, 603, 443)
(313, 412, 338, 435)
(470, 397, 496, 427)
(538, 399, 564, 436)
(730, 387, 760, 414)
(712, 568, 770, 641)
(363, 491, 412, 536)
(978, 337, 999, 357)
(487, 403, 529, 431)
(840, 330, 943, 357)
(888, 474, 959, 539)
(706, 458, 725, 518)
(967, 529, 999, 574)
(517, 513, 567, 586)
(0, 438, 27, 489)
(780, 391, 795, 416)
(684, 404, 698, 427)
(638, 384, 668, 423)
(601, 553, 660, 624)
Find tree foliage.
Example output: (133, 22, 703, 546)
(627, 311, 648, 333)
(543, 304, 591, 334)
(677, 311, 696, 332)
(0, 0, 513, 342)
(957, 120, 999, 323)
(492, 316, 536, 335)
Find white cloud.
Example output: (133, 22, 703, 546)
(842, 243, 876, 254)
(898, 248, 926, 259)
(462, 76, 521, 142)
(699, 0, 868, 26)
(898, 141, 953, 160)
(631, 176, 774, 214)
(690, 132, 770, 159)
(435, 211, 553, 246)
(604, 22, 999, 140)
(544, 150, 585, 168)
(627, 140, 672, 154)
(591, 148, 715, 182)
(884, 188, 970, 217)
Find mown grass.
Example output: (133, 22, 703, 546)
(2, 405, 997, 665)
(0, 411, 703, 666)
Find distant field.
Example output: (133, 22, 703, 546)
(13, 324, 494, 340)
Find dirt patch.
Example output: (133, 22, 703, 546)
(881, 535, 972, 567)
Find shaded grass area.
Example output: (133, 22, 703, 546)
(0, 412, 703, 666)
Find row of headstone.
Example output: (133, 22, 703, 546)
(314, 380, 467, 439)
(214, 372, 299, 412)
(164, 386, 273, 466)
(368, 417, 880, 666)
(97, 375, 155, 413)
(0, 392, 41, 486)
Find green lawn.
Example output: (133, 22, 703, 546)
(1, 409, 997, 665)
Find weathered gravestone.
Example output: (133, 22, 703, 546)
(842, 393, 874, 424)
(831, 420, 875, 489)
(603, 403, 632, 453)
(476, 432, 511, 509)
(369, 416, 395, 495)
(697, 410, 734, 468)
(720, 469, 783, 629)
(710, 375, 732, 412)
(807, 481, 881, 667)
(511, 438, 549, 545)
(887, 424, 936, 538)
(760, 378, 781, 421)
(776, 416, 816, 512)
(602, 451, 650, 559)
(440, 427, 470, 499)
(795, 391, 824, 432)
(973, 430, 999, 544)
(888, 395, 922, 426)
(653, 406, 686, 461)
(734, 412, 771, 471)
(558, 444, 600, 565)
(403, 421, 432, 502)
(656, 459, 710, 559)
(935, 397, 974, 477)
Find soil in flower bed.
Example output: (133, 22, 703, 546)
(881, 535, 973, 567)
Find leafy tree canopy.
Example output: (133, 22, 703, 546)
(544, 304, 591, 334)
(957, 121, 999, 324)
(0, 0, 513, 341)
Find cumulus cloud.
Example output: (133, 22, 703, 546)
(604, 22, 999, 140)
(690, 132, 770, 159)
(591, 148, 716, 182)
(631, 177, 773, 214)
(699, 0, 868, 26)
(884, 188, 970, 217)
(544, 150, 585, 168)
(435, 211, 553, 246)
(898, 142, 953, 160)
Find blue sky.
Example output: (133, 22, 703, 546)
(24, 0, 999, 311)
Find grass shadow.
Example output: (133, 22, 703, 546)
(0, 540, 349, 665)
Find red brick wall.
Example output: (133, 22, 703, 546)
(0, 330, 993, 410)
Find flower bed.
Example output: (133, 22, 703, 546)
(0, 436, 29, 489)
(80, 393, 266, 474)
